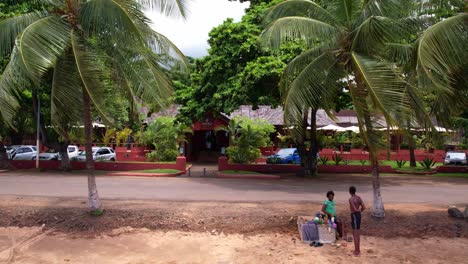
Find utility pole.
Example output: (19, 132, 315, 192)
(35, 96, 40, 169)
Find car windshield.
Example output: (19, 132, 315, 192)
(79, 149, 97, 156)
(32, 147, 37, 151)
(68, 147, 76, 152)
(276, 149, 296, 156)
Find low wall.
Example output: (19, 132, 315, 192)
(436, 166, 468, 173)
(9, 156, 187, 173)
(115, 146, 148, 162)
(218, 157, 395, 174)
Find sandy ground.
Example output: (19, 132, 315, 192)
(1, 227, 467, 264)
(0, 196, 467, 263)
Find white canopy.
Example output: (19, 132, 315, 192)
(342, 126, 360, 133)
(317, 124, 346, 132)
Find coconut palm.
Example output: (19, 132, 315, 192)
(260, 0, 453, 217)
(0, 0, 188, 211)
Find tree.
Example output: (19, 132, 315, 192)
(260, 0, 446, 218)
(175, 0, 305, 121)
(0, 0, 188, 211)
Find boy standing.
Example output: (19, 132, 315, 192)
(349, 186, 365, 256)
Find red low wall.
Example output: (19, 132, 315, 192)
(436, 166, 468, 173)
(9, 156, 187, 173)
(218, 157, 395, 174)
(115, 146, 149, 162)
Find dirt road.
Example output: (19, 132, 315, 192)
(1, 171, 468, 204)
(0, 196, 467, 263)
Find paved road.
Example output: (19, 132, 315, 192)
(0, 171, 467, 205)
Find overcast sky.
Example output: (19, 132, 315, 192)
(145, 0, 250, 58)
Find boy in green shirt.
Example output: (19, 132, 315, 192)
(320, 190, 343, 237)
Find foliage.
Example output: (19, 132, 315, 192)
(140, 117, 189, 162)
(266, 155, 282, 164)
(332, 154, 342, 166)
(318, 156, 329, 165)
(359, 159, 367, 165)
(225, 117, 275, 163)
(175, 0, 304, 121)
(103, 128, 116, 146)
(276, 132, 292, 148)
(419, 157, 436, 170)
(395, 160, 407, 169)
(116, 128, 132, 145)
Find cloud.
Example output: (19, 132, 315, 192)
(145, 0, 250, 58)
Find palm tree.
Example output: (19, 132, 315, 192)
(0, 0, 188, 211)
(259, 0, 458, 217)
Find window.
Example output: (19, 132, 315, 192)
(21, 148, 32, 153)
(31, 147, 37, 151)
(100, 149, 110, 155)
(68, 147, 76, 153)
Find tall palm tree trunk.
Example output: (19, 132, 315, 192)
(0, 141, 9, 169)
(407, 120, 417, 167)
(82, 88, 101, 210)
(364, 113, 385, 218)
(308, 108, 318, 176)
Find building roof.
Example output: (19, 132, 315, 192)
(145, 105, 337, 127)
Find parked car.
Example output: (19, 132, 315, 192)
(74, 147, 116, 162)
(267, 148, 300, 164)
(444, 151, 467, 165)
(34, 149, 59, 160)
(67, 145, 80, 159)
(12, 146, 38, 160)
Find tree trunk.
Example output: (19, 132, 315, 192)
(407, 120, 416, 167)
(296, 108, 309, 177)
(0, 141, 10, 169)
(363, 108, 385, 218)
(308, 108, 318, 176)
(371, 157, 385, 218)
(83, 89, 101, 210)
(57, 143, 71, 171)
(386, 127, 391, 161)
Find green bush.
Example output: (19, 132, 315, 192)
(225, 117, 274, 164)
(359, 160, 367, 165)
(395, 160, 407, 168)
(319, 156, 329, 165)
(419, 157, 436, 170)
(332, 154, 343, 165)
(116, 128, 132, 145)
(266, 155, 282, 164)
(140, 117, 190, 162)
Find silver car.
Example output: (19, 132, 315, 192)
(444, 152, 467, 165)
(34, 149, 59, 160)
(12, 146, 38, 160)
(75, 147, 116, 161)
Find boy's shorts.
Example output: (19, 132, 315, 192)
(351, 212, 361, 230)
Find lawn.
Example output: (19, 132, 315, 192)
(320, 159, 443, 170)
(221, 170, 262, 175)
(133, 169, 180, 173)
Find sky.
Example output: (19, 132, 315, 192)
(145, 0, 250, 58)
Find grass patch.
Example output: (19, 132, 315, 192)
(133, 169, 180, 173)
(221, 170, 261, 175)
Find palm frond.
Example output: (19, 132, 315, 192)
(385, 42, 415, 66)
(417, 14, 468, 91)
(18, 15, 70, 82)
(136, 0, 189, 18)
(0, 45, 32, 126)
(0, 11, 47, 57)
(359, 0, 415, 23)
(71, 33, 113, 124)
(79, 0, 148, 45)
(262, 0, 339, 26)
(282, 52, 344, 137)
(325, 0, 361, 26)
(261, 16, 338, 49)
(51, 50, 84, 137)
(351, 52, 408, 122)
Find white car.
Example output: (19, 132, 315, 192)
(12, 146, 38, 160)
(444, 152, 467, 165)
(35, 149, 59, 160)
(74, 147, 116, 162)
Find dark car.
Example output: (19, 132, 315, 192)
(267, 148, 300, 164)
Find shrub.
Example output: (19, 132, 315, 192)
(419, 157, 436, 170)
(395, 160, 407, 168)
(332, 154, 343, 165)
(103, 128, 116, 146)
(319, 156, 329, 165)
(266, 155, 282, 164)
(140, 117, 190, 162)
(343, 159, 350, 165)
(359, 160, 367, 165)
(116, 128, 132, 145)
(146, 149, 178, 162)
(225, 117, 274, 164)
